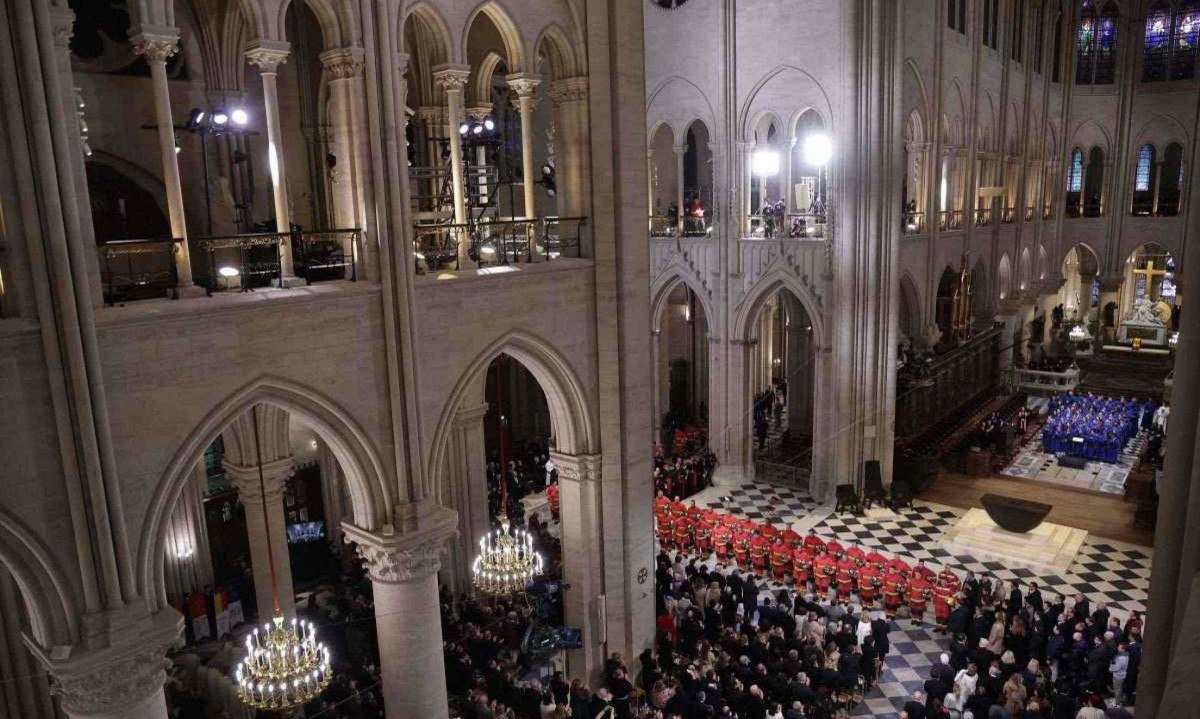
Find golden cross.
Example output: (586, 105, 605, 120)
(1132, 259, 1168, 300)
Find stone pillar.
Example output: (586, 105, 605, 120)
(317, 440, 346, 545)
(37, 612, 181, 719)
(445, 402, 490, 593)
(320, 47, 369, 276)
(547, 77, 590, 218)
(130, 27, 196, 292)
(344, 510, 457, 719)
(163, 461, 214, 602)
(0, 570, 56, 719)
(434, 65, 471, 267)
(549, 452, 606, 683)
(674, 141, 686, 234)
(507, 74, 541, 219)
(226, 456, 295, 619)
(245, 42, 300, 284)
(651, 329, 663, 441)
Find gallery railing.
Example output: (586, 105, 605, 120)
(197, 228, 361, 294)
(902, 211, 926, 234)
(973, 207, 994, 226)
(648, 216, 675, 238)
(938, 210, 964, 230)
(98, 237, 181, 305)
(746, 212, 827, 239)
(1000, 207, 1017, 224)
(413, 216, 587, 274)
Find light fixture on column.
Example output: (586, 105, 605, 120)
(471, 391, 543, 596)
(236, 405, 332, 711)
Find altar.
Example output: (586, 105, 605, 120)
(940, 503, 1087, 574)
(1117, 298, 1171, 346)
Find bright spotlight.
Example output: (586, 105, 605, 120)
(459, 122, 470, 135)
(218, 266, 240, 278)
(480, 244, 496, 257)
(483, 117, 495, 131)
(211, 110, 229, 126)
(185, 108, 206, 131)
(751, 149, 781, 177)
(231, 108, 249, 126)
(803, 133, 833, 166)
(472, 124, 484, 135)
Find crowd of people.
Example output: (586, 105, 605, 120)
(1041, 394, 1157, 463)
(488, 440, 557, 519)
(645, 500, 1145, 719)
(753, 383, 787, 450)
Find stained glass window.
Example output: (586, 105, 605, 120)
(1077, 1, 1119, 85)
(1135, 145, 1154, 192)
(1132, 144, 1156, 215)
(1172, 2, 1199, 79)
(1143, 2, 1172, 81)
(1067, 148, 1083, 192)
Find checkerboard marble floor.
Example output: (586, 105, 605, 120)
(706, 483, 824, 524)
(852, 620, 949, 719)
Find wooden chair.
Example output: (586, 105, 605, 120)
(862, 460, 887, 510)
(835, 484, 862, 515)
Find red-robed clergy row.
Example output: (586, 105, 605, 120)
(653, 493, 963, 626)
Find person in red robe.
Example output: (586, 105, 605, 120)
(749, 533, 771, 573)
(713, 523, 733, 564)
(883, 569, 906, 618)
(792, 546, 814, 588)
(907, 574, 933, 622)
(858, 561, 882, 609)
(813, 552, 836, 595)
(835, 555, 857, 600)
(769, 540, 791, 581)
(802, 529, 826, 556)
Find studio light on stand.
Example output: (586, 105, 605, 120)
(235, 405, 332, 711)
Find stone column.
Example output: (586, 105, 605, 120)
(130, 27, 197, 293)
(434, 65, 471, 266)
(675, 141, 686, 234)
(507, 74, 541, 219)
(320, 47, 369, 276)
(317, 440, 346, 545)
(446, 402, 490, 593)
(741, 141, 755, 234)
(0, 570, 56, 719)
(651, 329, 663, 442)
(226, 456, 295, 619)
(37, 611, 181, 719)
(163, 461, 214, 601)
(549, 452, 606, 683)
(785, 137, 797, 213)
(547, 77, 590, 218)
(344, 510, 457, 719)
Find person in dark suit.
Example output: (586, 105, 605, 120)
(1025, 582, 1045, 617)
(871, 611, 891, 658)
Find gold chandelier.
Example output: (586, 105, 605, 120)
(235, 616, 332, 709)
(472, 515, 544, 595)
(235, 405, 334, 711)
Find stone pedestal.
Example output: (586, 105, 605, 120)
(344, 508, 457, 719)
(939, 508, 1086, 575)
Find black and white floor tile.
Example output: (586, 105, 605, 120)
(705, 484, 824, 525)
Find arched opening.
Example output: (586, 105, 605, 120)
(85, 159, 170, 241)
(1060, 243, 1100, 323)
(935, 265, 958, 336)
(654, 282, 710, 448)
(1132, 143, 1157, 215)
(1159, 141, 1186, 215)
(998, 253, 1013, 300)
(903, 108, 927, 228)
(897, 274, 922, 344)
(682, 120, 713, 234)
(1018, 246, 1033, 292)
(1066, 147, 1084, 216)
(746, 288, 816, 485)
(404, 6, 453, 227)
(749, 113, 784, 234)
(1119, 242, 1179, 337)
(1076, 0, 1119, 85)
(790, 109, 828, 219)
(483, 353, 554, 519)
(1083, 145, 1105, 217)
(971, 259, 990, 319)
(648, 123, 678, 234)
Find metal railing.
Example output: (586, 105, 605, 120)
(197, 228, 361, 294)
(413, 216, 587, 274)
(746, 212, 827, 239)
(648, 215, 709, 238)
(1000, 207, 1017, 223)
(938, 210, 964, 230)
(648, 216, 675, 237)
(902, 211, 926, 234)
(973, 207, 994, 226)
(1042, 203, 1054, 219)
(98, 237, 181, 305)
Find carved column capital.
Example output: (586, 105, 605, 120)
(32, 610, 181, 717)
(129, 27, 180, 63)
(225, 457, 295, 504)
(343, 507, 458, 584)
(319, 46, 365, 79)
(432, 64, 471, 92)
(548, 451, 602, 484)
(245, 41, 292, 74)
(506, 72, 542, 98)
(454, 402, 490, 426)
(548, 76, 588, 105)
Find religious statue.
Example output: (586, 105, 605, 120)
(1124, 298, 1166, 326)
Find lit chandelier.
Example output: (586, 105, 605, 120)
(235, 616, 332, 709)
(471, 386, 543, 596)
(472, 514, 544, 595)
(235, 405, 333, 711)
